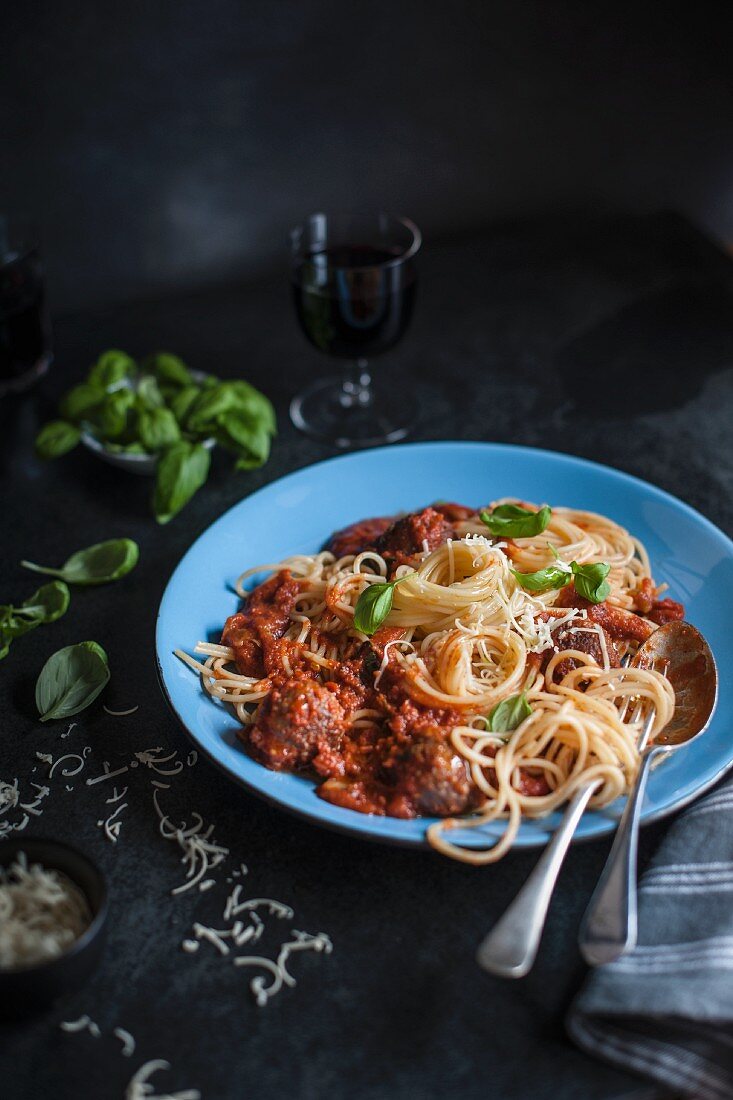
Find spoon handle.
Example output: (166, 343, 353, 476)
(578, 745, 663, 966)
(477, 779, 601, 978)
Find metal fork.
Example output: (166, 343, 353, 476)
(477, 663, 653, 979)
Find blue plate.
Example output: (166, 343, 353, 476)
(156, 442, 733, 850)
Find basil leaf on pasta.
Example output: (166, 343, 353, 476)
(353, 573, 415, 636)
(571, 560, 611, 604)
(488, 692, 532, 733)
(480, 503, 551, 539)
(510, 564, 571, 593)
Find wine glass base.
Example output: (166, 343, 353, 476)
(290, 375, 414, 448)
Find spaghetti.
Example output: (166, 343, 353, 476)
(176, 501, 681, 863)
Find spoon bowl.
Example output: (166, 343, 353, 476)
(634, 621, 718, 746)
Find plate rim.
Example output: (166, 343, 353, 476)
(155, 439, 733, 850)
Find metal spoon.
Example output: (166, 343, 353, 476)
(476, 621, 717, 979)
(579, 620, 718, 965)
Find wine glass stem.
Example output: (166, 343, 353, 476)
(340, 358, 372, 409)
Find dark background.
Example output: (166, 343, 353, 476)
(3, 0, 733, 311)
(3, 5, 733, 1100)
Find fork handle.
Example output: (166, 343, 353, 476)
(578, 744, 664, 966)
(476, 778, 601, 978)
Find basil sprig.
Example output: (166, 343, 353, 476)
(34, 348, 277, 523)
(0, 581, 70, 660)
(353, 573, 415, 636)
(21, 539, 139, 586)
(511, 558, 611, 604)
(572, 560, 611, 603)
(488, 692, 533, 733)
(35, 641, 110, 722)
(480, 503, 551, 539)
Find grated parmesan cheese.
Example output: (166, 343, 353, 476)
(60, 1014, 101, 1037)
(114, 1027, 136, 1057)
(1, 854, 91, 968)
(153, 787, 229, 895)
(125, 1058, 200, 1100)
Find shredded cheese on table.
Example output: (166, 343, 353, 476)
(125, 1059, 200, 1100)
(60, 1014, 101, 1037)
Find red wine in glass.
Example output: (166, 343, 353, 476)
(290, 214, 421, 447)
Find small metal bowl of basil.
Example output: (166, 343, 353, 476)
(80, 369, 215, 476)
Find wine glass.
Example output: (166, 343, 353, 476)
(289, 212, 421, 447)
(0, 217, 52, 398)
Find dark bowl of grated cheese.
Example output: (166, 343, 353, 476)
(0, 837, 108, 1013)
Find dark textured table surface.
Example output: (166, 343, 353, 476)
(2, 213, 732, 1100)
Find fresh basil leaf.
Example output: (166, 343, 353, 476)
(144, 352, 192, 388)
(353, 584, 396, 636)
(510, 564, 571, 593)
(216, 409, 271, 469)
(353, 573, 414, 636)
(571, 560, 611, 604)
(488, 692, 533, 733)
(35, 641, 110, 722)
(0, 608, 36, 639)
(1, 581, 71, 656)
(221, 381, 277, 435)
(60, 382, 105, 423)
(153, 441, 211, 524)
(97, 388, 136, 440)
(170, 385, 201, 425)
(480, 503, 551, 539)
(79, 639, 109, 664)
(18, 581, 71, 623)
(138, 407, 181, 453)
(88, 349, 137, 389)
(21, 539, 140, 586)
(185, 384, 238, 434)
(137, 375, 165, 410)
(35, 420, 81, 459)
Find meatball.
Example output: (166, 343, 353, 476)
(248, 679, 347, 771)
(375, 507, 454, 565)
(432, 502, 475, 523)
(325, 516, 395, 558)
(388, 729, 476, 816)
(552, 585, 654, 643)
(222, 569, 300, 677)
(548, 622, 620, 682)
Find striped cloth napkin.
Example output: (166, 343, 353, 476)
(568, 775, 733, 1100)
